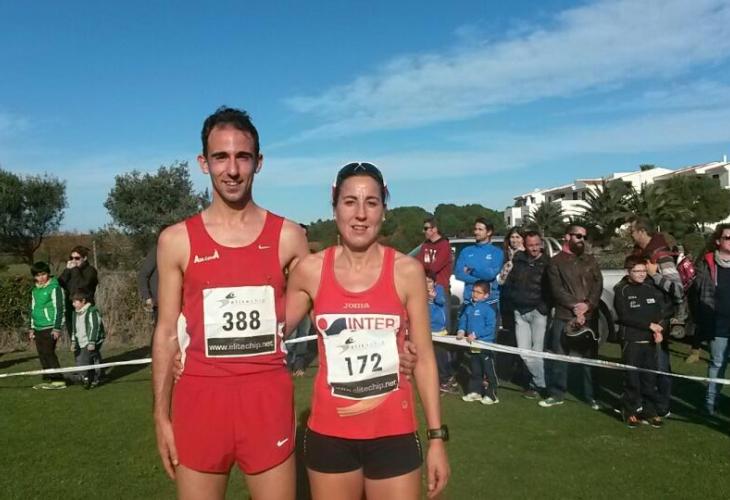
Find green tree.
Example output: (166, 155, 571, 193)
(381, 206, 431, 253)
(576, 180, 634, 246)
(523, 201, 565, 238)
(664, 175, 730, 232)
(307, 218, 338, 248)
(104, 161, 209, 252)
(628, 183, 694, 238)
(0, 169, 67, 263)
(434, 204, 506, 237)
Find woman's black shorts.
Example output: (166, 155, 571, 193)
(303, 428, 423, 480)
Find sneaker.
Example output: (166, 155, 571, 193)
(539, 397, 564, 408)
(45, 381, 67, 390)
(89, 379, 101, 389)
(648, 417, 664, 428)
(32, 382, 54, 390)
(462, 392, 482, 402)
(589, 399, 601, 411)
(523, 389, 539, 400)
(625, 414, 640, 428)
(658, 411, 671, 419)
(481, 395, 499, 405)
(440, 383, 458, 394)
(685, 349, 701, 364)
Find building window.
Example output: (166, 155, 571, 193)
(572, 192, 578, 200)
(507, 216, 511, 226)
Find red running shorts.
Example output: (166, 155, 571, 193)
(172, 368, 295, 474)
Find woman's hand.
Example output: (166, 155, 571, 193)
(426, 439, 450, 498)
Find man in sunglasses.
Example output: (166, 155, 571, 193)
(418, 218, 452, 324)
(540, 224, 602, 409)
(630, 217, 684, 418)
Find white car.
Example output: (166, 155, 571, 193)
(410, 236, 618, 342)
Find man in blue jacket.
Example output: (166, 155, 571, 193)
(454, 218, 504, 312)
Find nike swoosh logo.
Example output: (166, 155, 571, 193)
(259, 245, 271, 250)
(276, 438, 289, 447)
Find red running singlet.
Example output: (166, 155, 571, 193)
(308, 246, 417, 439)
(179, 211, 287, 376)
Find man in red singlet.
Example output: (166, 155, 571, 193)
(152, 107, 309, 499)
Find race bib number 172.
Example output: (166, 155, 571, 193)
(203, 285, 277, 357)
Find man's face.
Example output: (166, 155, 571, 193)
(198, 125, 262, 205)
(565, 227, 587, 255)
(628, 264, 648, 284)
(630, 224, 649, 247)
(474, 223, 492, 243)
(33, 272, 49, 285)
(717, 229, 730, 254)
(525, 235, 543, 258)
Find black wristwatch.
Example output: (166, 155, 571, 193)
(427, 425, 449, 442)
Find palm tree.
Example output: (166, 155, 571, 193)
(523, 201, 565, 238)
(627, 182, 694, 238)
(576, 180, 634, 246)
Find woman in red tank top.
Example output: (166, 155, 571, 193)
(287, 162, 450, 499)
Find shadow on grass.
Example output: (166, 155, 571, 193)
(565, 346, 730, 437)
(103, 346, 151, 383)
(0, 354, 37, 371)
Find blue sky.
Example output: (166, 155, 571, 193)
(3, 0, 730, 231)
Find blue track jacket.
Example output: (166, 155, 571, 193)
(454, 242, 504, 301)
(457, 298, 496, 342)
(429, 284, 447, 333)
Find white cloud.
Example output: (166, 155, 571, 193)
(284, 0, 730, 139)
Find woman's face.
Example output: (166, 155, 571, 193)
(509, 232, 524, 250)
(334, 175, 385, 250)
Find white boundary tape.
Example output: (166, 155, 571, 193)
(3, 333, 729, 385)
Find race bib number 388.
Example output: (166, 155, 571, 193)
(323, 329, 400, 400)
(203, 285, 277, 358)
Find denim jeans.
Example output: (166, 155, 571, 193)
(74, 345, 103, 383)
(514, 309, 547, 389)
(545, 318, 596, 402)
(706, 336, 730, 410)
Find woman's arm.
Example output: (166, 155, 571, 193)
(396, 256, 450, 498)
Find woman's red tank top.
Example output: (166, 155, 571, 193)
(179, 211, 287, 376)
(308, 246, 417, 439)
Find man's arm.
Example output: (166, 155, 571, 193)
(151, 223, 188, 480)
(471, 248, 503, 282)
(651, 255, 684, 303)
(137, 248, 156, 301)
(547, 259, 579, 308)
(454, 249, 477, 284)
(587, 260, 603, 312)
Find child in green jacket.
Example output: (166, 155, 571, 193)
(29, 262, 66, 390)
(70, 290, 106, 388)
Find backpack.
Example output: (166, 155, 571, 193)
(651, 249, 697, 291)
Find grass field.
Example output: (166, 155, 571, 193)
(2, 342, 729, 500)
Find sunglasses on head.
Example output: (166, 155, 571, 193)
(334, 162, 384, 186)
(570, 233, 586, 240)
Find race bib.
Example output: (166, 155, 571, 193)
(203, 285, 277, 358)
(323, 329, 400, 400)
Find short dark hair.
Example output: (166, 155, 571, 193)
(631, 216, 656, 236)
(564, 224, 586, 236)
(473, 280, 490, 294)
(624, 255, 647, 270)
(331, 162, 389, 207)
(70, 290, 90, 302)
(474, 218, 494, 232)
(201, 106, 260, 158)
(71, 245, 89, 258)
(711, 223, 730, 249)
(30, 261, 50, 276)
(523, 230, 542, 241)
(424, 217, 438, 229)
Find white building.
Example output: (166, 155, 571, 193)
(504, 166, 673, 227)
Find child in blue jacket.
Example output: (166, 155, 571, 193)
(457, 280, 499, 404)
(427, 275, 454, 390)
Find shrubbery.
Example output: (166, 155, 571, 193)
(0, 271, 152, 350)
